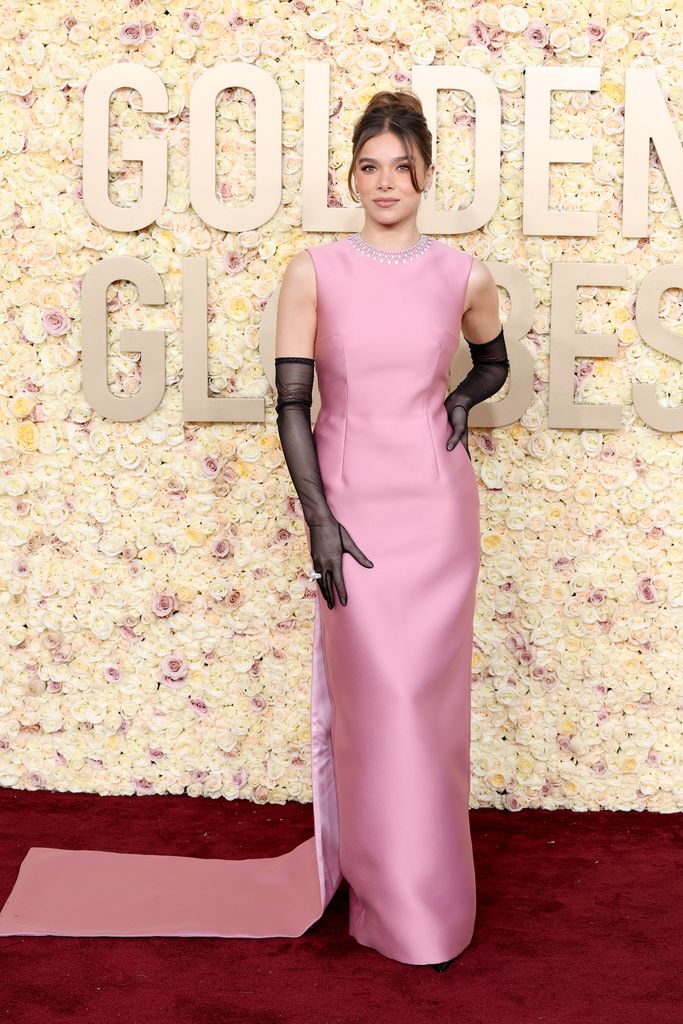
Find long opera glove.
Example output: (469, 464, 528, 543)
(444, 327, 510, 457)
(275, 356, 374, 609)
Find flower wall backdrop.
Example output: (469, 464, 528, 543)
(0, 0, 681, 813)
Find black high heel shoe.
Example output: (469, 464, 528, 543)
(431, 958, 455, 973)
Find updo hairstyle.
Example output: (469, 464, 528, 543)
(347, 91, 433, 203)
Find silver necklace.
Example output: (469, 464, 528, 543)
(349, 231, 433, 265)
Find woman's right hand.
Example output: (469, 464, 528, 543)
(307, 516, 374, 609)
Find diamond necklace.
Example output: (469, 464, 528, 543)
(348, 231, 433, 265)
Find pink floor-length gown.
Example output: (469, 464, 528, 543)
(0, 235, 479, 966)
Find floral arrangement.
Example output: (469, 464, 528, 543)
(0, 0, 680, 812)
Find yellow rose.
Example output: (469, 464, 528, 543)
(16, 422, 38, 451)
(481, 532, 503, 555)
(10, 396, 36, 418)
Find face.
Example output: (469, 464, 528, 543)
(352, 130, 434, 227)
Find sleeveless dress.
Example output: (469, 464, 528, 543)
(0, 235, 479, 967)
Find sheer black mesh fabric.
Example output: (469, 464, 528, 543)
(274, 356, 329, 527)
(275, 356, 373, 608)
(444, 326, 510, 416)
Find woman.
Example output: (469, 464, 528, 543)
(275, 91, 508, 970)
(0, 91, 508, 974)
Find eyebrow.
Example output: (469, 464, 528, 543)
(358, 155, 411, 163)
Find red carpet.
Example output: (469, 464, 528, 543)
(0, 788, 680, 1024)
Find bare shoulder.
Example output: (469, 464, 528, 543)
(276, 250, 318, 358)
(281, 249, 317, 306)
(461, 255, 501, 343)
(463, 256, 497, 313)
(464, 256, 495, 305)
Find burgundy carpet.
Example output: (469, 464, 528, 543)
(0, 788, 680, 1024)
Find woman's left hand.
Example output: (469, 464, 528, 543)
(445, 404, 471, 460)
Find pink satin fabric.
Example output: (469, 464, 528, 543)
(0, 237, 479, 966)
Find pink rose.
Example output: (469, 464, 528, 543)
(182, 9, 204, 34)
(119, 22, 145, 45)
(636, 576, 657, 603)
(201, 454, 221, 478)
(525, 20, 549, 48)
(468, 20, 489, 46)
(587, 22, 606, 42)
(43, 309, 70, 336)
(503, 794, 523, 811)
(226, 12, 247, 28)
(390, 70, 411, 87)
(152, 592, 177, 617)
(161, 654, 188, 680)
(221, 250, 247, 274)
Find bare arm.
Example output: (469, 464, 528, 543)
(275, 250, 317, 359)
(461, 257, 502, 344)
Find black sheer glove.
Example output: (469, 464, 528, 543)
(275, 356, 374, 609)
(444, 326, 510, 457)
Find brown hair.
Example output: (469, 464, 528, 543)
(347, 91, 433, 203)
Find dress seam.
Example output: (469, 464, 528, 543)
(340, 347, 349, 483)
(425, 346, 443, 481)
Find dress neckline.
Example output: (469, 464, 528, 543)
(347, 231, 434, 265)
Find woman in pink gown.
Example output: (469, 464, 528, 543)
(0, 91, 508, 971)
